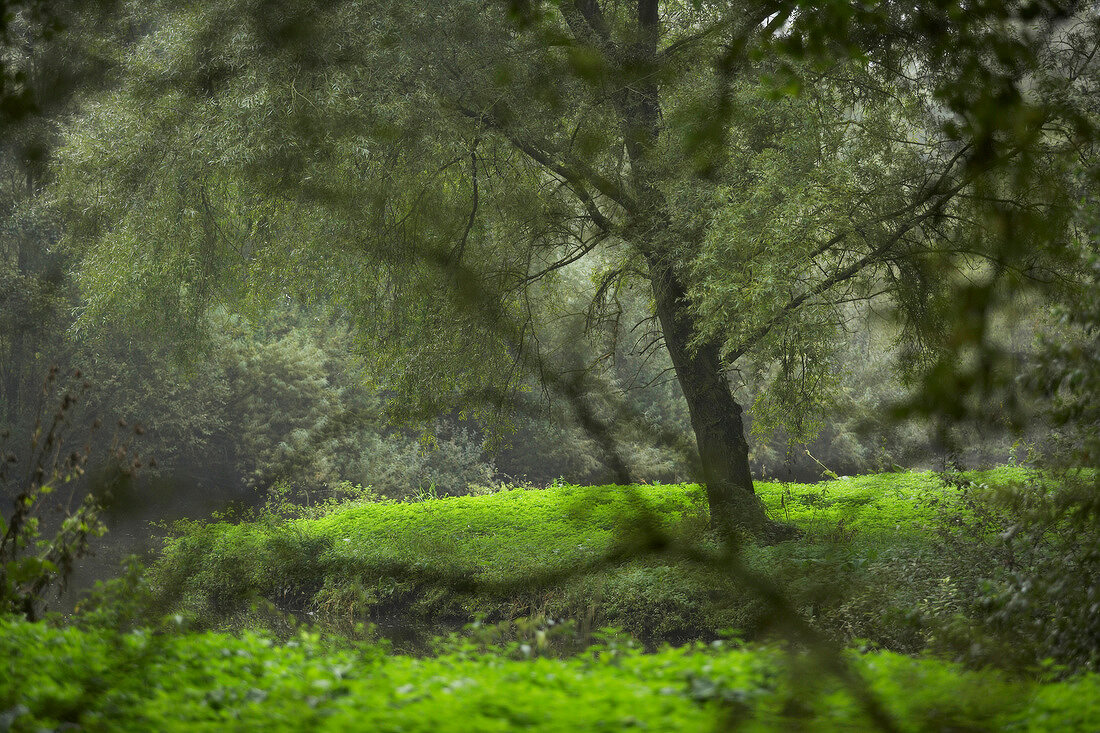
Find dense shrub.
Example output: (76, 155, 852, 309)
(349, 424, 496, 499)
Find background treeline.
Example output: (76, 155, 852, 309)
(0, 130, 1071, 509)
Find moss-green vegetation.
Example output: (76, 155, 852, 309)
(136, 469, 1032, 650)
(3, 616, 1098, 731)
(7, 467, 1095, 731)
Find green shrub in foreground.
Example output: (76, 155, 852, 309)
(2, 617, 1099, 731)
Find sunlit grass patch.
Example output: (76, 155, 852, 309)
(134, 469, 1034, 647)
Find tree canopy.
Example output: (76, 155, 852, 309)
(51, 0, 1099, 530)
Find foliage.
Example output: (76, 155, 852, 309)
(67, 307, 500, 505)
(931, 223, 1100, 675)
(75, 310, 343, 498)
(0, 0, 117, 435)
(0, 369, 139, 620)
(71, 554, 155, 632)
(350, 425, 496, 500)
(47, 0, 1095, 528)
(123, 468, 1066, 655)
(2, 616, 1099, 731)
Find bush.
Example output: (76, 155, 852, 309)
(350, 424, 496, 499)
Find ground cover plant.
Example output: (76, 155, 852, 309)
(4, 466, 1096, 731)
(125, 469, 1057, 658)
(3, 615, 1100, 731)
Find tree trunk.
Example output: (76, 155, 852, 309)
(615, 0, 770, 533)
(647, 257, 768, 531)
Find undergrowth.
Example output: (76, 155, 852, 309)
(2, 615, 1099, 731)
(82, 468, 1066, 661)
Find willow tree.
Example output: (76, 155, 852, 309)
(54, 0, 1090, 530)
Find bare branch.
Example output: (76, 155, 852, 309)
(516, 232, 610, 288)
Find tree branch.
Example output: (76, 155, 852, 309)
(727, 178, 972, 361)
(456, 105, 634, 230)
(560, 0, 617, 61)
(450, 138, 480, 265)
(800, 143, 974, 264)
(515, 232, 610, 288)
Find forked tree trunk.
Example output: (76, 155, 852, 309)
(647, 258, 768, 532)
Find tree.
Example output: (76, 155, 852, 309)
(52, 0, 1093, 531)
(0, 0, 114, 430)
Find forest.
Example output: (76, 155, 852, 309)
(1, 0, 1099, 729)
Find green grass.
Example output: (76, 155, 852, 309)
(3, 616, 1098, 731)
(17, 467, 1096, 730)
(131, 469, 1030, 647)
